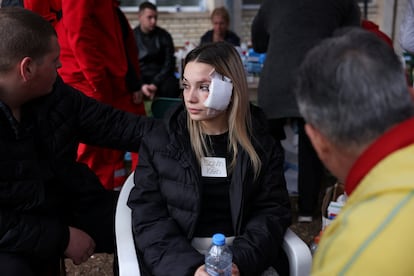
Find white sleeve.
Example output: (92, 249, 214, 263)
(400, 0, 414, 54)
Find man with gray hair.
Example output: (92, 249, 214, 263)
(295, 27, 414, 275)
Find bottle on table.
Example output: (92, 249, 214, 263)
(205, 233, 232, 276)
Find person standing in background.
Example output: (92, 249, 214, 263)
(25, 0, 153, 190)
(133, 1, 180, 99)
(200, 6, 240, 47)
(251, 0, 360, 222)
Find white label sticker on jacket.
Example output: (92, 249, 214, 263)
(201, 157, 227, 177)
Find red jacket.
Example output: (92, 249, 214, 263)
(25, 0, 145, 114)
(361, 19, 394, 48)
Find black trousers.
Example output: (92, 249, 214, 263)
(68, 189, 119, 254)
(0, 164, 119, 276)
(2, 189, 118, 276)
(0, 253, 62, 276)
(268, 118, 324, 216)
(297, 119, 324, 216)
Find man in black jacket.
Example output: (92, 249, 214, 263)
(133, 1, 180, 99)
(0, 8, 154, 275)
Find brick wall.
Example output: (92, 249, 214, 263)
(126, 12, 210, 48)
(125, 10, 256, 49)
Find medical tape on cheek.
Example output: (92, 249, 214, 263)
(203, 70, 233, 111)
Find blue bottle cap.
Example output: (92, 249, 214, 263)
(212, 233, 226, 246)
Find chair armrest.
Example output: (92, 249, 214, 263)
(283, 228, 312, 276)
(115, 173, 141, 276)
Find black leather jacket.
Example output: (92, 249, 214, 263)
(133, 26, 176, 87)
(129, 103, 291, 276)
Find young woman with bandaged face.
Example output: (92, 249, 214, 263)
(128, 41, 291, 276)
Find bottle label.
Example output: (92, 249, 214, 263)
(206, 263, 232, 276)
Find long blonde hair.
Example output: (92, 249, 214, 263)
(184, 42, 261, 178)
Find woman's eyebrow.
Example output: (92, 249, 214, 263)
(182, 77, 212, 83)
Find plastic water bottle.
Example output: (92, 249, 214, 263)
(310, 231, 322, 255)
(205, 233, 232, 276)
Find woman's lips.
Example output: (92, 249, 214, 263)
(187, 108, 202, 114)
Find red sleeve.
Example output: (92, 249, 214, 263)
(361, 20, 394, 49)
(24, 0, 61, 27)
(61, 0, 112, 98)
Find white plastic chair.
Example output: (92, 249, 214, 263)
(282, 228, 312, 276)
(115, 173, 141, 276)
(115, 173, 312, 276)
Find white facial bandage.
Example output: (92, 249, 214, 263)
(203, 70, 233, 113)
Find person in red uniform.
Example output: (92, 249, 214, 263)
(361, 19, 393, 48)
(25, 0, 152, 190)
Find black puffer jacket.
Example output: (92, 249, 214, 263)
(0, 78, 154, 261)
(128, 103, 291, 276)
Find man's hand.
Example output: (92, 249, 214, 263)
(194, 265, 209, 276)
(141, 84, 157, 100)
(231, 263, 240, 275)
(64, 226, 96, 265)
(132, 90, 143, 104)
(194, 263, 240, 276)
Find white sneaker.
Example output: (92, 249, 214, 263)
(298, 216, 313, 223)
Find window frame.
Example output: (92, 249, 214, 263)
(241, 0, 375, 10)
(242, 0, 260, 9)
(120, 0, 206, 13)
(121, 0, 375, 13)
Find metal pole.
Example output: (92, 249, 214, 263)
(225, 0, 234, 30)
(364, 0, 368, 19)
(391, 0, 398, 42)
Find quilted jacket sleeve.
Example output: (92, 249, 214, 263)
(52, 80, 155, 152)
(231, 138, 292, 275)
(128, 129, 205, 276)
(0, 209, 69, 260)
